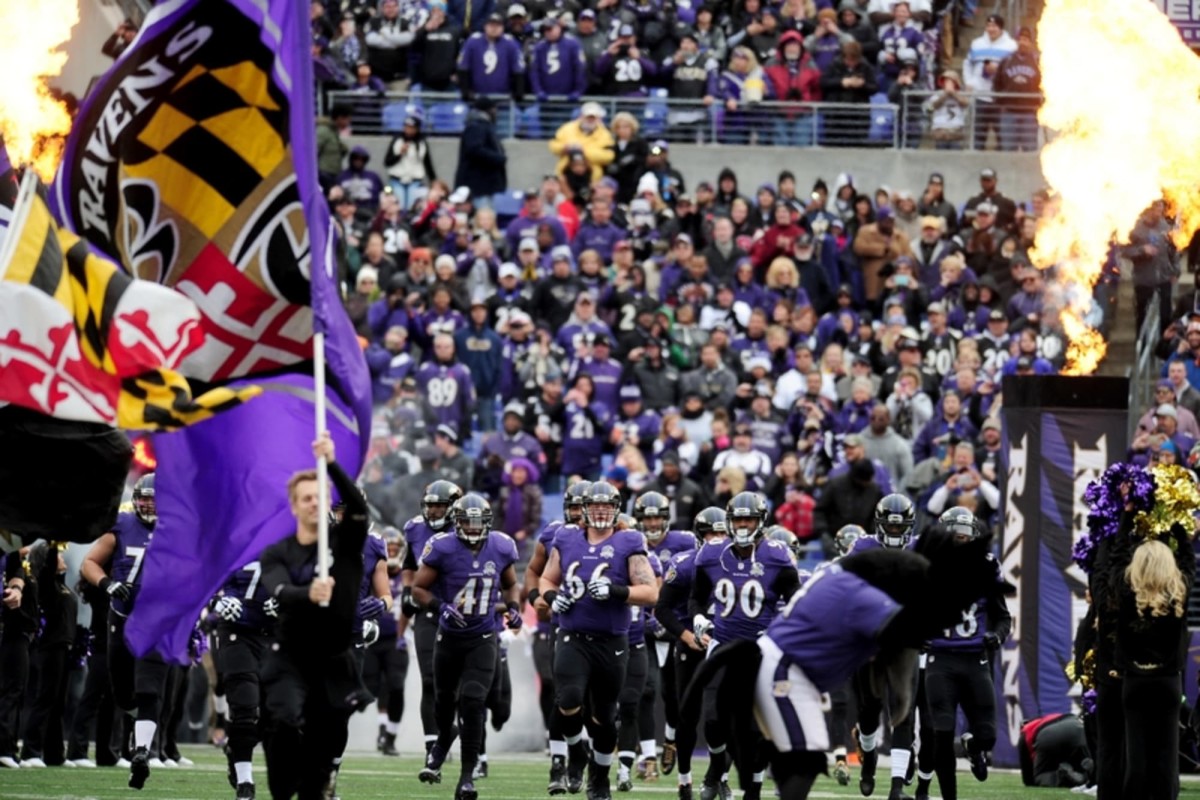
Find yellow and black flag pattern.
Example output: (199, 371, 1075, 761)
(0, 174, 259, 430)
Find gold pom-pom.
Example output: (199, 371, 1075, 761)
(1134, 463, 1200, 541)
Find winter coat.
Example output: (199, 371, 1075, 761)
(455, 109, 507, 199)
(549, 120, 615, 183)
(852, 223, 912, 301)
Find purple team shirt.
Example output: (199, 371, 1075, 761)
(110, 512, 154, 617)
(694, 538, 796, 642)
(218, 557, 274, 631)
(552, 527, 647, 636)
(928, 554, 1003, 651)
(354, 532, 388, 635)
(420, 530, 519, 637)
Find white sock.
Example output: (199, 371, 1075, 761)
(214, 696, 229, 715)
(550, 740, 568, 758)
(134, 721, 157, 750)
(834, 746, 847, 758)
(859, 727, 879, 752)
(235, 762, 253, 784)
(480, 754, 488, 763)
(640, 740, 657, 760)
(664, 724, 676, 740)
(918, 770, 934, 781)
(566, 732, 583, 746)
(377, 712, 388, 727)
(752, 771, 764, 784)
(679, 772, 692, 786)
(891, 749, 911, 780)
(594, 752, 614, 767)
(721, 771, 729, 783)
(385, 721, 399, 735)
(619, 764, 631, 781)
(425, 734, 438, 744)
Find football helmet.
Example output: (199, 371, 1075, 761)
(693, 507, 728, 542)
(616, 513, 638, 531)
(451, 494, 493, 546)
(563, 480, 593, 525)
(423, 480, 464, 531)
(633, 491, 670, 544)
(583, 481, 622, 530)
(726, 492, 768, 548)
(939, 505, 981, 542)
(765, 525, 801, 559)
(874, 494, 915, 548)
(834, 524, 866, 557)
(132, 474, 156, 527)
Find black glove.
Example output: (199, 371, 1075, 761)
(100, 577, 131, 602)
(983, 632, 1001, 651)
(401, 587, 419, 618)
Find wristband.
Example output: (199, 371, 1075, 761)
(99, 577, 112, 592)
(528, 587, 541, 605)
(610, 583, 630, 603)
(543, 590, 559, 607)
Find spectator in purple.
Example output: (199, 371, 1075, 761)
(912, 387, 978, 464)
(1006, 266, 1044, 324)
(610, 384, 662, 465)
(504, 189, 568, 255)
(566, 333, 624, 412)
(594, 24, 657, 97)
(560, 374, 613, 480)
(367, 275, 414, 344)
(478, 400, 547, 493)
(415, 285, 467, 351)
(572, 197, 625, 262)
(366, 326, 416, 405)
(557, 293, 614, 359)
(716, 46, 773, 145)
(804, 7, 854, 73)
(456, 13, 526, 104)
(337, 146, 385, 212)
(416, 333, 476, 432)
(836, 376, 878, 434)
(875, 1, 923, 90)
(529, 13, 588, 130)
(495, 458, 543, 547)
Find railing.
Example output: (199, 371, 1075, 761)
(1127, 293, 1161, 443)
(111, 0, 150, 25)
(324, 89, 1045, 151)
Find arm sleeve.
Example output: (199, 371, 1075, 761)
(329, 460, 369, 559)
(262, 546, 310, 607)
(772, 563, 801, 606)
(987, 585, 1012, 643)
(655, 579, 690, 639)
(688, 561, 714, 620)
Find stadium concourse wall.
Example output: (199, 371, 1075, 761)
(347, 137, 1048, 204)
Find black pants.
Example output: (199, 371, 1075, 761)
(1122, 673, 1180, 800)
(618, 643, 649, 758)
(20, 644, 69, 763)
(658, 641, 678, 732)
(263, 645, 361, 800)
(433, 630, 498, 782)
(0, 632, 31, 756)
(1031, 714, 1090, 787)
(107, 614, 169, 722)
(486, 643, 512, 728)
(156, 666, 188, 759)
(533, 628, 557, 733)
(217, 625, 272, 765)
(640, 643, 660, 745)
(414, 611, 439, 741)
(362, 635, 409, 725)
(674, 641, 703, 776)
(973, 102, 1001, 149)
(67, 649, 117, 764)
(1095, 677, 1125, 800)
(554, 630, 629, 757)
(924, 650, 995, 745)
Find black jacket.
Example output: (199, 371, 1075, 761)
(813, 472, 883, 536)
(605, 137, 649, 205)
(644, 474, 704, 531)
(455, 110, 507, 199)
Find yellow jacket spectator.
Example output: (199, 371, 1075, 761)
(548, 101, 615, 182)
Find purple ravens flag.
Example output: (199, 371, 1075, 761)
(48, 0, 370, 662)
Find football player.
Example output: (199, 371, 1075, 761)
(402, 480, 464, 756)
(923, 506, 1011, 800)
(850, 494, 919, 798)
(81, 474, 169, 790)
(413, 494, 523, 800)
(524, 481, 590, 793)
(827, 524, 869, 785)
(764, 526, 801, 565)
(616, 516, 664, 791)
(654, 507, 729, 800)
(633, 491, 694, 779)
(690, 493, 800, 800)
(539, 481, 659, 800)
(366, 527, 409, 758)
(211, 550, 279, 798)
(834, 524, 866, 558)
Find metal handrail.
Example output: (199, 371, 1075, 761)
(1127, 294, 1162, 442)
(325, 89, 1044, 151)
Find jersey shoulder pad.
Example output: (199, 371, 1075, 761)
(493, 531, 520, 561)
(694, 541, 721, 565)
(403, 516, 426, 533)
(762, 539, 794, 563)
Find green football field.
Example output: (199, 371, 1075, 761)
(0, 744, 1152, 799)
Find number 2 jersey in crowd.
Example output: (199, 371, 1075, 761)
(694, 538, 797, 643)
(420, 531, 519, 637)
(552, 527, 647, 636)
(109, 511, 154, 617)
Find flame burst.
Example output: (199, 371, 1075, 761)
(1034, 0, 1200, 375)
(0, 0, 79, 181)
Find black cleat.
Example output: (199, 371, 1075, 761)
(717, 780, 732, 800)
(698, 782, 718, 800)
(743, 782, 762, 800)
(236, 782, 256, 799)
(962, 734, 988, 782)
(549, 755, 569, 795)
(677, 783, 693, 800)
(914, 776, 932, 800)
(587, 772, 613, 800)
(128, 747, 150, 790)
(661, 741, 677, 775)
(887, 777, 912, 800)
(617, 774, 633, 792)
(420, 743, 447, 784)
(859, 749, 877, 797)
(456, 779, 478, 800)
(566, 745, 587, 794)
(381, 732, 399, 757)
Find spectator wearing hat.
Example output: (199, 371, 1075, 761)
(488, 263, 533, 328)
(716, 46, 773, 145)
(457, 13, 526, 108)
(549, 102, 615, 185)
(504, 190, 568, 256)
(347, 266, 380, 336)
(641, 140, 687, 208)
(434, 424, 475, 488)
(497, 309, 536, 401)
(454, 97, 507, 201)
(853, 205, 911, 303)
(504, 3, 533, 48)
(922, 301, 961, 378)
(1007, 266, 1045, 324)
(962, 167, 1018, 232)
(644, 450, 703, 529)
(965, 14, 1017, 148)
(1137, 381, 1200, 441)
(567, 332, 624, 410)
(681, 344, 738, 411)
(761, 32, 820, 149)
(611, 384, 663, 464)
(383, 109, 436, 210)
(368, 274, 415, 344)
(921, 69, 969, 150)
(884, 363, 934, 442)
(364, 0, 417, 87)
(410, 2, 463, 89)
(528, 13, 587, 126)
(826, 430, 894, 493)
(454, 296, 504, 430)
(494, 458, 543, 545)
(992, 25, 1041, 152)
(603, 112, 650, 204)
(712, 423, 773, 491)
(875, 1, 923, 91)
(595, 24, 657, 97)
(910, 215, 953, 286)
(660, 32, 720, 144)
(912, 387, 978, 464)
(914, 172, 956, 237)
(815, 456, 883, 554)
(1131, 405, 1197, 466)
(366, 325, 416, 405)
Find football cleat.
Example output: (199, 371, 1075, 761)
(0, 755, 18, 768)
(962, 734, 988, 781)
(69, 758, 97, 768)
(743, 783, 761, 800)
(698, 782, 719, 800)
(21, 757, 46, 768)
(617, 775, 633, 792)
(566, 744, 587, 794)
(420, 743, 447, 784)
(886, 786, 912, 800)
(661, 741, 677, 775)
(678, 784, 693, 800)
(587, 771, 613, 800)
(381, 733, 399, 758)
(456, 779, 478, 800)
(914, 776, 932, 800)
(236, 782, 256, 799)
(637, 757, 659, 782)
(472, 760, 488, 779)
(129, 747, 151, 790)
(549, 755, 569, 795)
(859, 748, 877, 797)
(834, 757, 852, 786)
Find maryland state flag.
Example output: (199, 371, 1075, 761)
(0, 173, 258, 429)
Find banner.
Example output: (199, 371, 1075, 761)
(996, 375, 1129, 766)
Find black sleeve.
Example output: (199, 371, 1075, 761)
(1073, 603, 1096, 676)
(772, 563, 801, 607)
(402, 537, 420, 572)
(329, 460, 369, 560)
(987, 582, 1013, 643)
(383, 135, 402, 167)
(655, 580, 690, 640)
(688, 563, 714, 621)
(457, 70, 473, 100)
(262, 543, 310, 608)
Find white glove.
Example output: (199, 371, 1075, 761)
(693, 614, 714, 640)
(263, 597, 279, 618)
(587, 577, 613, 600)
(362, 619, 381, 646)
(551, 592, 576, 614)
(215, 596, 244, 622)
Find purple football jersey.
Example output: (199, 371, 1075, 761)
(219, 558, 274, 631)
(420, 531, 519, 637)
(379, 570, 404, 639)
(928, 554, 1003, 651)
(694, 538, 796, 642)
(650, 530, 697, 563)
(627, 551, 663, 644)
(109, 512, 154, 617)
(659, 550, 697, 629)
(560, 401, 612, 477)
(765, 564, 900, 692)
(354, 532, 389, 634)
(552, 528, 647, 636)
(404, 517, 441, 569)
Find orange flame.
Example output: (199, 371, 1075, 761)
(0, 0, 79, 181)
(1034, 0, 1200, 374)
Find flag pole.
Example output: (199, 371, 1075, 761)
(314, 329, 330, 606)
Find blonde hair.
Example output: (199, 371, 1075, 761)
(616, 444, 649, 476)
(611, 112, 640, 137)
(287, 469, 318, 500)
(766, 257, 799, 289)
(1126, 539, 1187, 619)
(717, 466, 747, 495)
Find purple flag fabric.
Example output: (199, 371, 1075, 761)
(48, 0, 371, 662)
